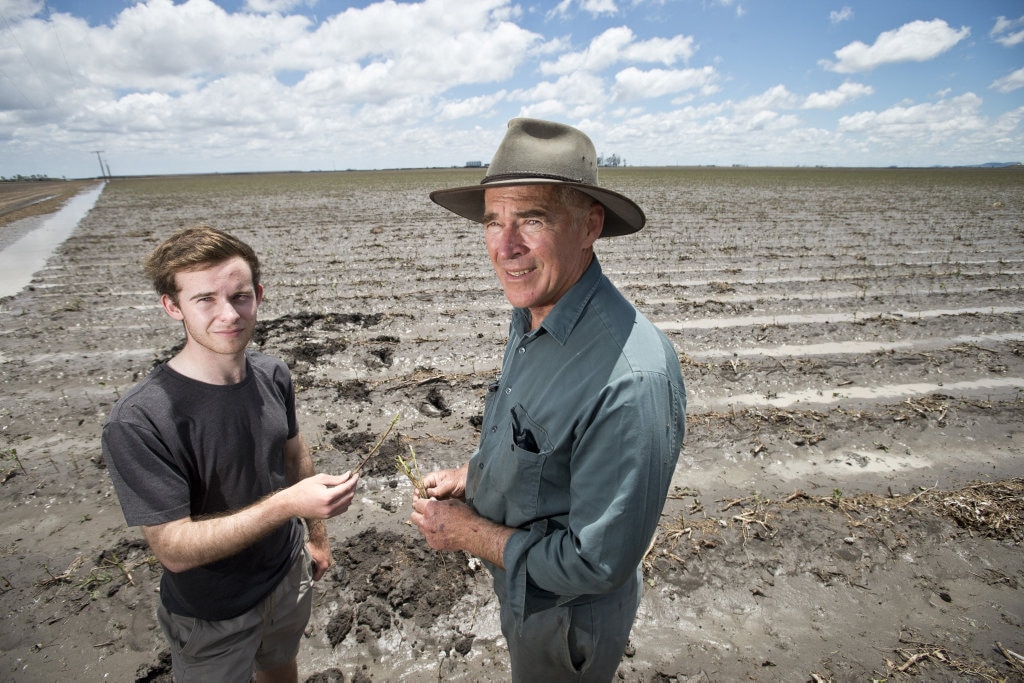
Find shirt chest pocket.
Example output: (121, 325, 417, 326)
(487, 404, 551, 526)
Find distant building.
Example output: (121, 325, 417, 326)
(465, 161, 483, 168)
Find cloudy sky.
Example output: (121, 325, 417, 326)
(1, 0, 1022, 178)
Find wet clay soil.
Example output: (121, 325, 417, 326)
(0, 169, 1022, 682)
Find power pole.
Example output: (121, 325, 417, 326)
(91, 150, 107, 178)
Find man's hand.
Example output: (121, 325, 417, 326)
(410, 496, 475, 551)
(410, 493, 514, 568)
(420, 464, 468, 501)
(283, 471, 358, 520)
(307, 537, 332, 581)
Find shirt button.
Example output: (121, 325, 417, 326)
(518, 347, 525, 354)
(504, 387, 511, 395)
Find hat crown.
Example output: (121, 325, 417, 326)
(428, 117, 645, 237)
(484, 118, 598, 186)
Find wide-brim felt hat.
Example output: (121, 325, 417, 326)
(429, 118, 645, 238)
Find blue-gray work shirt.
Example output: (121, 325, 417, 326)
(466, 257, 686, 627)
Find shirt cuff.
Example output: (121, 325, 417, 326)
(501, 521, 548, 631)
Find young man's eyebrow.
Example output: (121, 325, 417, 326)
(186, 286, 252, 302)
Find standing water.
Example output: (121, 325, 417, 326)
(0, 183, 105, 298)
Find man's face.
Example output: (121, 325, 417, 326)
(161, 256, 262, 359)
(482, 185, 602, 329)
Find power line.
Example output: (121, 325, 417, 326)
(0, 10, 44, 99)
(43, 2, 75, 82)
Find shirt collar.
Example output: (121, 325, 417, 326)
(511, 256, 603, 346)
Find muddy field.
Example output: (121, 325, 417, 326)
(0, 167, 1022, 682)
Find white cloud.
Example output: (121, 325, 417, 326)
(243, 0, 312, 13)
(0, 0, 1020, 175)
(803, 81, 873, 109)
(990, 15, 1024, 47)
(549, 0, 573, 17)
(991, 67, 1024, 94)
(0, 0, 553, 173)
(541, 26, 696, 75)
(0, 0, 42, 20)
(838, 93, 985, 136)
(612, 66, 717, 101)
(579, 0, 619, 15)
(548, 0, 619, 18)
(512, 71, 609, 120)
(736, 84, 800, 111)
(830, 7, 853, 25)
(438, 92, 508, 121)
(822, 19, 970, 74)
(833, 94, 1024, 165)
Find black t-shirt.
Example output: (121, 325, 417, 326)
(102, 350, 303, 620)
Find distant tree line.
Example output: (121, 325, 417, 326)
(1, 174, 63, 182)
(598, 153, 626, 167)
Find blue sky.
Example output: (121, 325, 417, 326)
(1, 0, 1021, 178)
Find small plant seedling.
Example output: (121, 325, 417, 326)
(396, 445, 427, 498)
(352, 413, 400, 475)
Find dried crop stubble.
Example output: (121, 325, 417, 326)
(0, 167, 1021, 682)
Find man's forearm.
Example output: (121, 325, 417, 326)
(284, 434, 325, 543)
(306, 517, 328, 546)
(143, 490, 293, 573)
(463, 517, 516, 569)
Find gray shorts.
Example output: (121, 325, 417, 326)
(157, 546, 312, 682)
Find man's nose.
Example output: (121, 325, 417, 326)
(219, 300, 242, 320)
(491, 224, 525, 258)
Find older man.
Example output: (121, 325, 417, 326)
(411, 118, 686, 681)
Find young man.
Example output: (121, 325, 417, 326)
(102, 226, 358, 682)
(411, 119, 686, 681)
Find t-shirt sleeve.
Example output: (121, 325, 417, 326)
(102, 418, 192, 527)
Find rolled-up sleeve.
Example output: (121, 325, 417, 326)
(499, 369, 684, 625)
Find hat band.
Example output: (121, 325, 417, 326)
(480, 172, 586, 186)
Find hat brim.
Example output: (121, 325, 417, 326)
(429, 178, 645, 238)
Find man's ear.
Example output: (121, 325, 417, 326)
(160, 293, 184, 321)
(583, 202, 605, 247)
(255, 283, 264, 305)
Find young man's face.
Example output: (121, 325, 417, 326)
(482, 184, 603, 330)
(161, 256, 263, 359)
